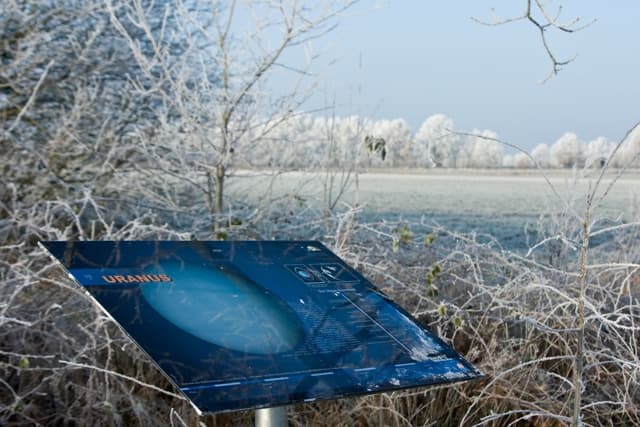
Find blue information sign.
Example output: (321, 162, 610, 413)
(41, 240, 482, 414)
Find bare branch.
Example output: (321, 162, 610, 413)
(472, 0, 596, 82)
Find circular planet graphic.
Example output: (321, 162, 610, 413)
(140, 261, 303, 354)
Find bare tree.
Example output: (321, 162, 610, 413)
(466, 129, 503, 168)
(106, 0, 358, 233)
(415, 114, 461, 168)
(531, 143, 552, 168)
(551, 132, 585, 168)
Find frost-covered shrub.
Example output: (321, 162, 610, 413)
(551, 132, 585, 168)
(531, 143, 552, 168)
(415, 114, 461, 168)
(466, 130, 503, 168)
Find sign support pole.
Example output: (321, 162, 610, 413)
(254, 406, 288, 427)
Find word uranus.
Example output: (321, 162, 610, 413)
(102, 274, 172, 284)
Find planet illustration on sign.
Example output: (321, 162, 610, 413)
(41, 240, 484, 414)
(140, 261, 303, 354)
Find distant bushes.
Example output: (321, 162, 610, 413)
(231, 113, 639, 170)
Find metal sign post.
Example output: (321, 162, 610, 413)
(255, 406, 288, 427)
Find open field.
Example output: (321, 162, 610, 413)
(229, 169, 640, 217)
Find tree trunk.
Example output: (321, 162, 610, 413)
(213, 163, 225, 232)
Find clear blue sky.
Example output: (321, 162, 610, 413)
(271, 1, 639, 151)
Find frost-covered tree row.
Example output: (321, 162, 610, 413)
(232, 113, 640, 169)
(236, 115, 416, 169)
(504, 131, 640, 169)
(232, 113, 501, 169)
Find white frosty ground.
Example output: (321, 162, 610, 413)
(228, 169, 640, 219)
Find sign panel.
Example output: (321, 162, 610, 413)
(41, 240, 482, 414)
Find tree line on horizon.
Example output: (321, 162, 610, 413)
(227, 113, 640, 170)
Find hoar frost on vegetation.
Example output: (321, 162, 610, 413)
(2, 0, 640, 425)
(230, 113, 639, 170)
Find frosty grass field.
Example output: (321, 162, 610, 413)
(229, 168, 640, 250)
